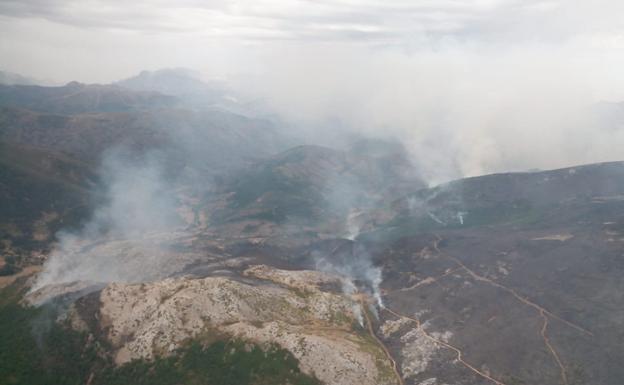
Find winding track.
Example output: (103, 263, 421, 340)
(382, 306, 507, 385)
(430, 234, 591, 385)
(431, 235, 592, 336)
(390, 267, 462, 294)
(359, 298, 405, 385)
(540, 309, 569, 385)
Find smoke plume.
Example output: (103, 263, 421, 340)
(314, 241, 385, 312)
(32, 150, 184, 290)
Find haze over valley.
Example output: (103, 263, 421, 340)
(1, 2, 624, 385)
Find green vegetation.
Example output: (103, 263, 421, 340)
(0, 285, 101, 385)
(353, 326, 395, 384)
(0, 284, 321, 385)
(100, 340, 321, 385)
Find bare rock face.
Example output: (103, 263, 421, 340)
(399, 326, 444, 379)
(71, 266, 400, 385)
(223, 322, 388, 385)
(243, 264, 344, 291)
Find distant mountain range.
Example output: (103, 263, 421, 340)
(0, 70, 39, 86)
(117, 68, 222, 98)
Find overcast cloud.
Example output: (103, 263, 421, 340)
(3, 0, 624, 82)
(2, 1, 624, 180)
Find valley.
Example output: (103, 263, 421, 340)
(1, 70, 623, 385)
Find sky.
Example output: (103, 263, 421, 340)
(2, 0, 624, 180)
(2, 0, 624, 85)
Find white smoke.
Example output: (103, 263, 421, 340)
(344, 209, 362, 241)
(341, 278, 364, 327)
(32, 150, 184, 291)
(6, 2, 624, 184)
(234, 38, 624, 185)
(314, 242, 385, 314)
(369, 266, 384, 309)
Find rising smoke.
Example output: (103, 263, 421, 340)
(25, 2, 624, 303)
(235, 40, 624, 185)
(5, 1, 624, 184)
(32, 149, 184, 291)
(314, 241, 385, 313)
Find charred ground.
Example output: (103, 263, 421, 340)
(0, 75, 623, 385)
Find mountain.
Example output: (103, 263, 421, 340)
(356, 162, 624, 385)
(208, 141, 423, 240)
(117, 68, 220, 97)
(0, 82, 177, 114)
(3, 160, 621, 385)
(3, 156, 624, 385)
(1, 76, 623, 385)
(0, 106, 285, 169)
(0, 141, 96, 274)
(0, 70, 38, 86)
(373, 160, 624, 239)
(0, 81, 294, 275)
(117, 68, 268, 117)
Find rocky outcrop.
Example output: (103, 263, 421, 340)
(69, 266, 400, 385)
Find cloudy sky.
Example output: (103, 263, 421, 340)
(2, 0, 623, 83)
(2, 1, 624, 180)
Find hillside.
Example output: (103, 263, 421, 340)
(0, 142, 96, 273)
(0, 79, 623, 385)
(0, 83, 176, 114)
(0, 70, 38, 86)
